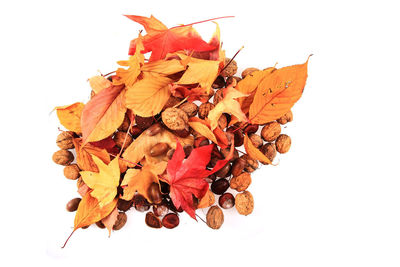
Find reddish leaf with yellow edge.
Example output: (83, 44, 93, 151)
(55, 102, 84, 134)
(62, 192, 117, 248)
(80, 156, 120, 208)
(162, 141, 233, 219)
(249, 58, 309, 124)
(243, 133, 272, 165)
(73, 138, 111, 172)
(81, 84, 126, 144)
(121, 161, 167, 202)
(125, 15, 217, 61)
(101, 206, 119, 237)
(208, 84, 249, 130)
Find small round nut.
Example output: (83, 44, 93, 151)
(235, 191, 254, 215)
(275, 134, 291, 154)
(241, 67, 259, 78)
(56, 131, 74, 149)
(218, 114, 228, 129)
(220, 58, 238, 77)
(277, 110, 293, 125)
(163, 96, 182, 110)
(231, 158, 247, 177)
(241, 154, 259, 173)
(113, 212, 127, 230)
(206, 206, 224, 229)
(261, 121, 281, 142)
(113, 131, 133, 149)
(260, 143, 277, 164)
(135, 115, 154, 130)
(198, 103, 215, 119)
(162, 107, 188, 131)
(226, 76, 241, 86)
(63, 164, 80, 180)
(213, 89, 224, 105)
(179, 102, 198, 117)
(249, 134, 263, 148)
(212, 76, 226, 89)
(52, 150, 74, 166)
(230, 172, 252, 192)
(66, 198, 81, 212)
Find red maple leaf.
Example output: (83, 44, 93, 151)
(125, 15, 228, 61)
(162, 141, 233, 219)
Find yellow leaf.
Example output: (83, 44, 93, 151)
(197, 189, 215, 209)
(55, 102, 84, 133)
(208, 85, 248, 130)
(125, 72, 173, 117)
(121, 162, 166, 202)
(114, 35, 145, 87)
(243, 134, 271, 165)
(249, 59, 309, 124)
(74, 192, 117, 230)
(72, 138, 110, 172)
(176, 54, 220, 93)
(188, 121, 218, 144)
(88, 76, 112, 94)
(141, 58, 186, 75)
(80, 156, 120, 208)
(101, 206, 119, 237)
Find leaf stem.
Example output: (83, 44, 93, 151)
(220, 46, 244, 74)
(195, 213, 207, 224)
(61, 229, 76, 249)
(170, 16, 235, 29)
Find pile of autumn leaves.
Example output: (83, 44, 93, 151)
(53, 15, 309, 247)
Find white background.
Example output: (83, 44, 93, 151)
(1, 0, 400, 266)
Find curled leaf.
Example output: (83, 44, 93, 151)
(243, 133, 271, 165)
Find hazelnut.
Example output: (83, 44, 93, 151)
(66, 198, 81, 212)
(226, 127, 244, 147)
(198, 102, 215, 119)
(231, 158, 247, 177)
(145, 123, 163, 136)
(162, 213, 180, 229)
(150, 143, 169, 157)
(215, 162, 231, 178)
(163, 96, 182, 110)
(235, 191, 254, 215)
(118, 114, 131, 132)
(135, 115, 154, 130)
(230, 172, 252, 192)
(56, 131, 74, 149)
(145, 212, 162, 228)
(220, 147, 239, 162)
(113, 131, 133, 149)
(244, 124, 259, 135)
(226, 76, 241, 86)
(261, 121, 281, 142)
(179, 102, 198, 117)
(260, 143, 277, 164)
(241, 67, 259, 78)
(277, 110, 293, 124)
(212, 76, 226, 89)
(113, 212, 127, 230)
(249, 134, 263, 148)
(218, 113, 228, 129)
(206, 206, 224, 229)
(63, 164, 80, 180)
(275, 134, 291, 153)
(162, 107, 188, 131)
(52, 150, 74, 166)
(213, 89, 224, 105)
(220, 58, 238, 77)
(240, 154, 259, 173)
(117, 199, 133, 212)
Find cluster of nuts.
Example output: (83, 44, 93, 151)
(53, 58, 294, 232)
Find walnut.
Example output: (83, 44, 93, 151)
(241, 67, 259, 78)
(206, 206, 224, 229)
(260, 143, 277, 164)
(277, 110, 293, 124)
(63, 164, 80, 180)
(162, 107, 188, 131)
(220, 58, 238, 77)
(226, 76, 241, 86)
(52, 150, 74, 166)
(240, 154, 259, 173)
(198, 189, 215, 209)
(275, 134, 291, 154)
(118, 114, 131, 132)
(113, 131, 133, 149)
(235, 191, 254, 215)
(163, 96, 182, 110)
(230, 172, 252, 192)
(212, 76, 226, 89)
(198, 102, 215, 119)
(261, 121, 281, 142)
(56, 131, 74, 150)
(213, 89, 224, 105)
(249, 133, 263, 148)
(218, 113, 228, 129)
(179, 102, 198, 117)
